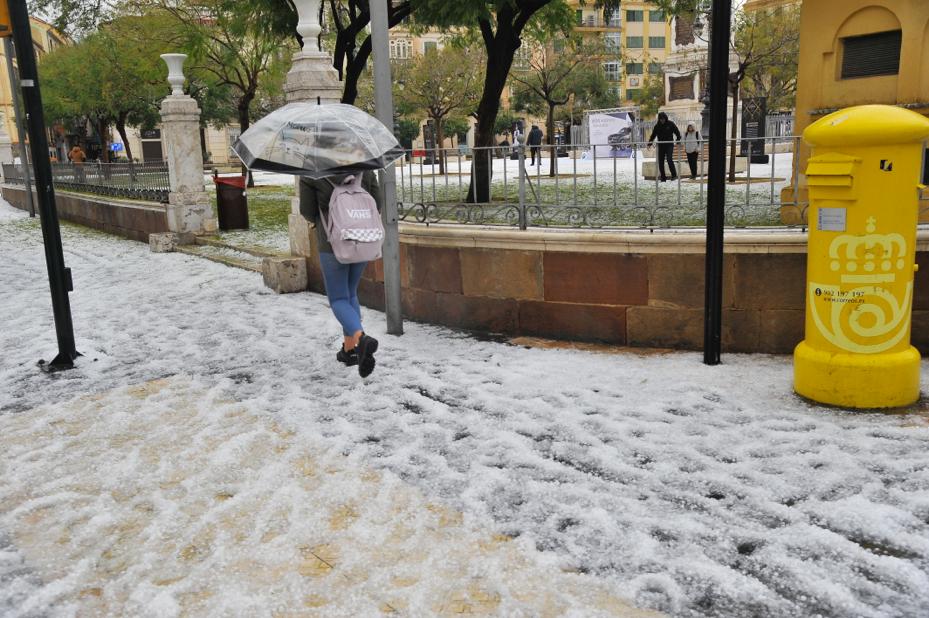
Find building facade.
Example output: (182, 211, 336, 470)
(0, 16, 68, 157)
(790, 0, 929, 195)
(569, 0, 672, 105)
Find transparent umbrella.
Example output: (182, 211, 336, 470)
(232, 103, 404, 178)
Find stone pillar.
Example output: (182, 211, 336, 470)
(159, 54, 217, 236)
(286, 0, 342, 260)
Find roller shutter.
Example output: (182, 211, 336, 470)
(841, 30, 901, 79)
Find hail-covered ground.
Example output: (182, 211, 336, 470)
(1, 200, 928, 618)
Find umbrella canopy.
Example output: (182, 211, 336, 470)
(232, 103, 404, 178)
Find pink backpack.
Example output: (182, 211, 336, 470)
(322, 175, 385, 264)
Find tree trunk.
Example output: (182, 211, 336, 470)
(115, 115, 133, 162)
(96, 118, 110, 164)
(238, 96, 254, 187)
(468, 25, 519, 203)
(341, 36, 372, 104)
(435, 115, 446, 176)
(547, 103, 556, 178)
(728, 79, 740, 183)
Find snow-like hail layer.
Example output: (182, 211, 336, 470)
(1, 199, 928, 617)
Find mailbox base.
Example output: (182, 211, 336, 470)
(794, 342, 920, 409)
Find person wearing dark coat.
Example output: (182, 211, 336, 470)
(527, 125, 544, 166)
(300, 171, 382, 377)
(647, 112, 682, 182)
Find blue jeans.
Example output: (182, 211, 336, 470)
(319, 252, 367, 336)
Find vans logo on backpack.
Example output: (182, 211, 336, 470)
(347, 208, 372, 219)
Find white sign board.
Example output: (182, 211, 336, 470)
(587, 112, 634, 157)
(817, 208, 847, 232)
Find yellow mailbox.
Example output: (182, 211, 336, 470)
(794, 104, 929, 408)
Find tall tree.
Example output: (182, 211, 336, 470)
(726, 5, 800, 180)
(395, 45, 482, 173)
(137, 0, 294, 180)
(413, 0, 620, 202)
(510, 37, 604, 176)
(630, 70, 665, 119)
(40, 17, 173, 162)
(31, 0, 121, 36)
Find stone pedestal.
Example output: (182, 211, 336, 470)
(284, 51, 342, 105)
(284, 51, 342, 260)
(160, 95, 217, 235)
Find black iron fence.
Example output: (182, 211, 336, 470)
(396, 136, 805, 229)
(2, 161, 170, 203)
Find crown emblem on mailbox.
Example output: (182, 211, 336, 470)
(810, 217, 912, 355)
(828, 217, 907, 285)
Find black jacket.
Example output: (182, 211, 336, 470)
(527, 127, 544, 146)
(299, 171, 382, 254)
(648, 120, 681, 144)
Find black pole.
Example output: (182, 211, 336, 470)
(703, 0, 732, 366)
(8, 0, 79, 371)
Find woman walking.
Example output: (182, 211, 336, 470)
(683, 122, 701, 180)
(300, 172, 381, 377)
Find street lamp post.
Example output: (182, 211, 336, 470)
(8, 0, 79, 371)
(701, 0, 733, 366)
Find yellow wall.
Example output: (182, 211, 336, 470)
(793, 0, 929, 177)
(0, 17, 67, 149)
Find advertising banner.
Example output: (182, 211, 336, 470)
(588, 111, 634, 158)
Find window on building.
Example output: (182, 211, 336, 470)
(649, 10, 665, 22)
(603, 62, 621, 82)
(605, 10, 621, 27)
(513, 46, 532, 70)
(423, 40, 438, 54)
(389, 39, 411, 60)
(627, 36, 643, 48)
(576, 9, 583, 26)
(841, 30, 902, 79)
(605, 33, 622, 50)
(626, 10, 643, 22)
(649, 36, 666, 49)
(608, 86, 621, 98)
(648, 62, 662, 74)
(626, 62, 644, 75)
(626, 88, 641, 100)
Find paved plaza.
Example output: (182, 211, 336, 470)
(1, 201, 928, 617)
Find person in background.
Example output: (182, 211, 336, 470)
(683, 122, 702, 180)
(647, 112, 681, 182)
(527, 124, 544, 166)
(68, 144, 87, 183)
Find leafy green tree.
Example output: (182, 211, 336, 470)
(31, 0, 120, 36)
(395, 45, 482, 173)
(40, 15, 173, 161)
(444, 116, 470, 145)
(493, 110, 521, 139)
(412, 0, 620, 202)
(394, 117, 420, 150)
(509, 37, 605, 176)
(631, 70, 665, 119)
(726, 5, 800, 180)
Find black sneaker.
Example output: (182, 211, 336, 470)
(356, 333, 379, 378)
(336, 347, 358, 366)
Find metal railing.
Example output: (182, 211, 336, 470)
(395, 136, 807, 229)
(2, 161, 170, 203)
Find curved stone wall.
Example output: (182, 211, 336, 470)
(296, 221, 929, 354)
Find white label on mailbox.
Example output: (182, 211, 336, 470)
(818, 208, 846, 232)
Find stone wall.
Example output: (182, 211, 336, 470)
(302, 224, 929, 355)
(2, 185, 169, 242)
